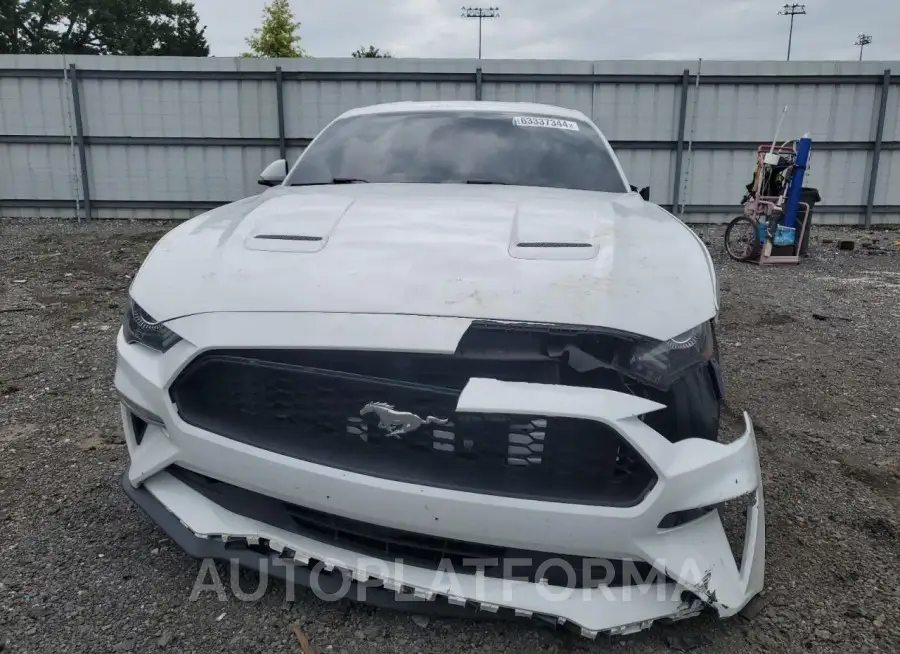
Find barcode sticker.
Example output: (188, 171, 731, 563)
(512, 116, 579, 131)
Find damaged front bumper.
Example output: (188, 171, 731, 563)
(118, 330, 765, 639)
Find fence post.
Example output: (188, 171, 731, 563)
(475, 67, 483, 101)
(864, 68, 890, 228)
(670, 69, 691, 214)
(69, 63, 91, 221)
(275, 66, 287, 162)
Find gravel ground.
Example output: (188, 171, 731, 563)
(1, 218, 899, 653)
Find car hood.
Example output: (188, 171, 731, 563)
(132, 184, 716, 341)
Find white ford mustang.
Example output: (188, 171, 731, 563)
(116, 100, 764, 638)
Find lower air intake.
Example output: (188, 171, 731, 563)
(169, 465, 662, 589)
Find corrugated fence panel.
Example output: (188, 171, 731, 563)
(79, 78, 278, 138)
(682, 150, 754, 207)
(882, 84, 900, 142)
(806, 151, 872, 207)
(482, 81, 594, 122)
(0, 143, 77, 200)
(281, 56, 478, 137)
(93, 207, 199, 220)
(0, 77, 70, 135)
(1, 206, 69, 219)
(88, 145, 279, 202)
(876, 151, 900, 205)
(615, 150, 675, 205)
(592, 84, 680, 142)
(1, 55, 899, 223)
(689, 83, 880, 142)
(482, 60, 594, 119)
(685, 149, 871, 206)
(284, 79, 476, 138)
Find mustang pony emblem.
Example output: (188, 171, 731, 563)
(360, 402, 450, 438)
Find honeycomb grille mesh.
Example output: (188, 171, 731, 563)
(169, 349, 657, 506)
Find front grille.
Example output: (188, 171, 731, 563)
(166, 322, 699, 506)
(169, 342, 657, 506)
(169, 466, 659, 589)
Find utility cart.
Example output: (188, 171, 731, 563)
(724, 136, 819, 264)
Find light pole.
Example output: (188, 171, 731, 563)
(778, 3, 807, 61)
(855, 33, 872, 61)
(461, 6, 499, 59)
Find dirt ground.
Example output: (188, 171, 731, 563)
(1, 219, 898, 653)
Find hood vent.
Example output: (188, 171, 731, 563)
(515, 241, 592, 249)
(510, 240, 599, 260)
(245, 231, 328, 253)
(242, 192, 355, 253)
(508, 198, 608, 261)
(254, 234, 323, 242)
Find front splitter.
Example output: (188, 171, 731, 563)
(121, 471, 711, 639)
(121, 471, 504, 620)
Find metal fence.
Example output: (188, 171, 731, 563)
(1, 55, 899, 224)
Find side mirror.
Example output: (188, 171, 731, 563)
(258, 159, 288, 187)
(639, 186, 650, 202)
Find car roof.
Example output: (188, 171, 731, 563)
(337, 100, 591, 123)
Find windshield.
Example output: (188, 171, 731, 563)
(286, 110, 628, 193)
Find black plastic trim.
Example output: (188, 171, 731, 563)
(254, 234, 323, 241)
(169, 466, 658, 589)
(515, 242, 592, 248)
(129, 412, 148, 446)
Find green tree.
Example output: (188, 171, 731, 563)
(162, 0, 209, 56)
(351, 45, 391, 58)
(0, 0, 209, 55)
(242, 0, 305, 58)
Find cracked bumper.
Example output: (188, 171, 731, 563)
(116, 316, 765, 638)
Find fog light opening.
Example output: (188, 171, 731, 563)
(657, 505, 716, 529)
(120, 395, 165, 446)
(129, 412, 148, 446)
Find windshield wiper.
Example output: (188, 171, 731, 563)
(465, 179, 511, 185)
(291, 178, 370, 186)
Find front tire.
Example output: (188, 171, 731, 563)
(724, 216, 762, 262)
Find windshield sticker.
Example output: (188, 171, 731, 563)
(513, 116, 579, 131)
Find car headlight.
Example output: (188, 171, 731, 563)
(122, 299, 182, 353)
(615, 322, 715, 391)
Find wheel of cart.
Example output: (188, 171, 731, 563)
(724, 215, 763, 262)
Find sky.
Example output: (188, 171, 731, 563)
(191, 0, 900, 61)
